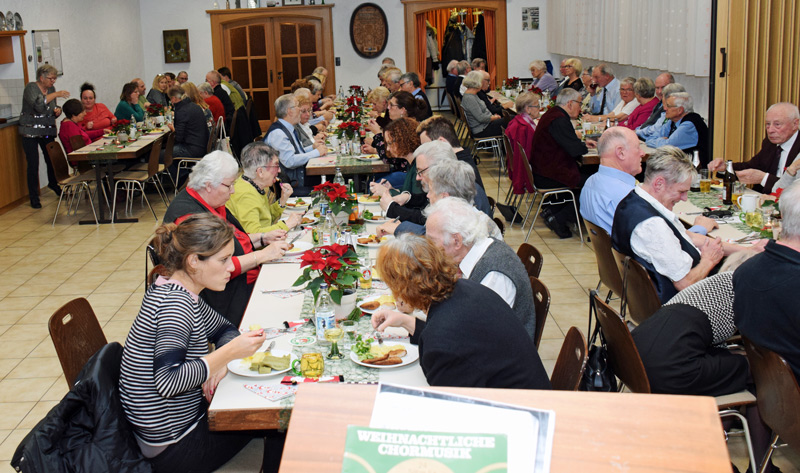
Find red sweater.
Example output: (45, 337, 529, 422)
(623, 98, 659, 130)
(80, 103, 116, 132)
(205, 96, 225, 124)
(59, 119, 104, 153)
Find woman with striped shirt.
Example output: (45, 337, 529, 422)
(119, 214, 268, 472)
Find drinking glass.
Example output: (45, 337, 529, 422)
(291, 352, 324, 378)
(699, 169, 711, 193)
(324, 326, 344, 359)
(731, 182, 746, 208)
(341, 320, 357, 349)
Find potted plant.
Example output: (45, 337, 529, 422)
(293, 243, 362, 319)
(146, 103, 167, 125)
(112, 119, 131, 142)
(311, 181, 357, 224)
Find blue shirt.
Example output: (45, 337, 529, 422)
(580, 165, 637, 234)
(642, 116, 699, 151)
(635, 112, 668, 138)
(581, 165, 708, 236)
(590, 77, 620, 115)
(264, 118, 320, 169)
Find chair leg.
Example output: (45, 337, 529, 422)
(82, 182, 99, 225)
(51, 186, 68, 226)
(719, 409, 757, 473)
(524, 196, 547, 242)
(110, 180, 124, 223)
(569, 192, 584, 244)
(136, 181, 158, 222)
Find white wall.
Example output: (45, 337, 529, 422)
(505, 0, 554, 79)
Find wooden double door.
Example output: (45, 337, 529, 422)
(209, 6, 335, 129)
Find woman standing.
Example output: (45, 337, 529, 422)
(147, 74, 170, 107)
(20, 64, 69, 208)
(119, 214, 273, 472)
(115, 82, 145, 122)
(79, 82, 117, 132)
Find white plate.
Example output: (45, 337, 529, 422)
(357, 195, 382, 205)
(357, 295, 396, 314)
(227, 349, 295, 378)
(362, 216, 392, 224)
(299, 215, 318, 225)
(355, 155, 381, 162)
(350, 342, 419, 369)
(356, 236, 389, 248)
(285, 241, 313, 256)
(285, 198, 310, 209)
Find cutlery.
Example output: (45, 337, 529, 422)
(261, 288, 304, 294)
(374, 331, 384, 345)
(733, 232, 761, 243)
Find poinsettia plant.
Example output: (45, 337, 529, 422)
(146, 102, 166, 116)
(336, 121, 361, 140)
(293, 243, 361, 303)
(503, 77, 520, 89)
(311, 181, 357, 215)
(112, 119, 131, 134)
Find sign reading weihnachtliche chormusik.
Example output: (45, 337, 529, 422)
(349, 3, 388, 58)
(341, 426, 508, 473)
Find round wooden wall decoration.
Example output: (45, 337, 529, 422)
(349, 3, 388, 58)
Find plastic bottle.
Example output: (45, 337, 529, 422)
(129, 115, 137, 138)
(322, 210, 337, 245)
(334, 167, 345, 186)
(315, 283, 335, 346)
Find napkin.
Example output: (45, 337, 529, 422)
(244, 384, 297, 402)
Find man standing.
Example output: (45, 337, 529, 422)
(708, 102, 800, 193)
(205, 70, 235, 126)
(638, 72, 674, 129)
(425, 197, 537, 342)
(734, 180, 800, 379)
(638, 92, 709, 168)
(399, 72, 432, 119)
(590, 64, 620, 115)
(581, 127, 715, 236)
(264, 94, 326, 195)
(530, 89, 597, 238)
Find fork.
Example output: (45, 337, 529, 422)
(374, 331, 384, 345)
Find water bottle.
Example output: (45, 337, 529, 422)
(334, 167, 345, 186)
(338, 85, 344, 100)
(129, 115, 137, 138)
(315, 284, 335, 345)
(322, 210, 337, 245)
(605, 117, 611, 130)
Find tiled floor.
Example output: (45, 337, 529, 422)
(0, 149, 797, 472)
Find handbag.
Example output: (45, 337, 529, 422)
(214, 116, 232, 154)
(579, 290, 618, 392)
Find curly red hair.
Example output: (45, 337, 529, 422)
(376, 233, 458, 311)
(384, 117, 421, 158)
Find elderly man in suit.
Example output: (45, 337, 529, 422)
(708, 102, 800, 194)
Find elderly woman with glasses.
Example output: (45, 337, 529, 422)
(227, 142, 303, 235)
(20, 64, 70, 208)
(371, 233, 551, 389)
(584, 76, 639, 124)
(164, 150, 289, 326)
(555, 58, 584, 96)
(505, 91, 542, 194)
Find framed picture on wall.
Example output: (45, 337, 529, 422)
(350, 3, 388, 58)
(282, 0, 304, 5)
(163, 29, 191, 63)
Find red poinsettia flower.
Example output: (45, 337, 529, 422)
(299, 250, 327, 270)
(325, 255, 343, 270)
(326, 244, 349, 256)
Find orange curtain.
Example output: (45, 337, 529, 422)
(423, 9, 451, 56)
(415, 13, 428, 88)
(484, 10, 496, 89)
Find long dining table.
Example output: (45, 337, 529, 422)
(207, 217, 427, 432)
(67, 129, 170, 224)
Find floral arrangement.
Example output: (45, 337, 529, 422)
(336, 121, 362, 140)
(311, 181, 357, 215)
(346, 96, 362, 107)
(146, 103, 166, 116)
(112, 119, 131, 134)
(503, 77, 520, 89)
(293, 243, 361, 303)
(349, 85, 363, 96)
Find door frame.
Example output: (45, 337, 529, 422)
(400, 0, 508, 84)
(207, 5, 336, 97)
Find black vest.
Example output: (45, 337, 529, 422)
(266, 120, 305, 188)
(679, 112, 710, 168)
(163, 190, 253, 326)
(611, 189, 701, 303)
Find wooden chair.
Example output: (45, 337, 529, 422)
(517, 242, 544, 279)
(550, 326, 588, 391)
(530, 276, 550, 348)
(175, 123, 216, 195)
(110, 139, 163, 222)
(492, 217, 505, 236)
(487, 195, 496, 214)
(46, 141, 99, 226)
(516, 142, 583, 243)
(585, 220, 624, 302)
(611, 250, 662, 325)
(592, 294, 651, 393)
(743, 336, 800, 472)
(49, 297, 108, 388)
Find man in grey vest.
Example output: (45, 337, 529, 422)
(425, 197, 536, 342)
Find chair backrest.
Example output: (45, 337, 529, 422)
(492, 217, 505, 236)
(551, 326, 588, 391)
(487, 196, 496, 213)
(530, 276, 550, 348)
(516, 141, 538, 192)
(46, 141, 72, 182)
(593, 294, 651, 393)
(48, 297, 108, 388)
(517, 242, 544, 279)
(69, 134, 88, 153)
(501, 130, 515, 177)
(207, 121, 217, 153)
(614, 252, 662, 324)
(585, 220, 624, 298)
(146, 136, 163, 177)
(162, 132, 175, 168)
(742, 336, 800, 451)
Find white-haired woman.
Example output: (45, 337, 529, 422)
(227, 142, 303, 234)
(164, 151, 289, 326)
(584, 76, 639, 123)
(461, 71, 507, 138)
(529, 60, 557, 95)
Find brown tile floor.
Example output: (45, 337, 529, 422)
(0, 150, 796, 472)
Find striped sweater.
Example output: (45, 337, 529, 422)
(119, 281, 239, 445)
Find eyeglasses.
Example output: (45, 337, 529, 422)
(620, 87, 634, 92)
(417, 166, 430, 176)
(388, 103, 399, 109)
(45, 76, 57, 82)
(563, 65, 573, 69)
(398, 81, 410, 87)
(219, 182, 234, 190)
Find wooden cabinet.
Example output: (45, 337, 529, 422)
(0, 124, 28, 210)
(208, 6, 335, 129)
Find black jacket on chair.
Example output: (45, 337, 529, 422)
(11, 342, 152, 473)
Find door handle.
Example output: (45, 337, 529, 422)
(719, 48, 727, 78)
(278, 71, 283, 80)
(270, 70, 273, 83)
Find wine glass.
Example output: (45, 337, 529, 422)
(341, 320, 357, 350)
(324, 326, 344, 359)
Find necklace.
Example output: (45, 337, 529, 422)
(242, 175, 264, 195)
